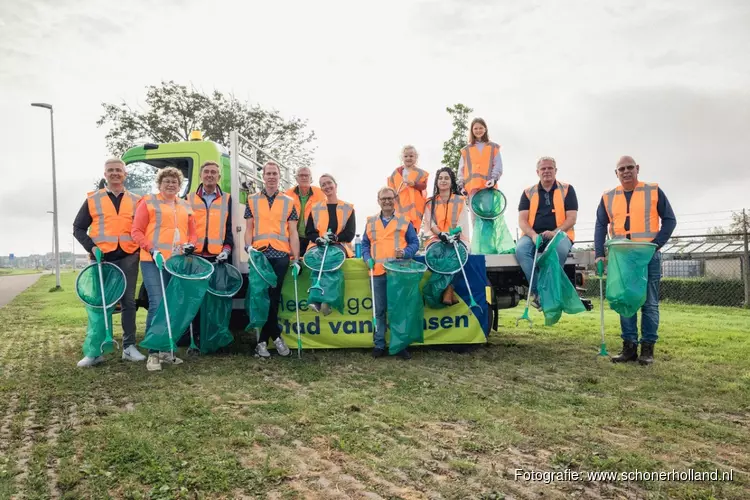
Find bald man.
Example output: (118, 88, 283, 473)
(594, 156, 677, 366)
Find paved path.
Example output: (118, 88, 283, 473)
(0, 274, 42, 308)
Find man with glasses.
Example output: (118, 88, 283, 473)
(595, 155, 676, 365)
(517, 157, 578, 310)
(361, 187, 420, 359)
(285, 167, 325, 257)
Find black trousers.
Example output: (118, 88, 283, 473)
(259, 255, 290, 344)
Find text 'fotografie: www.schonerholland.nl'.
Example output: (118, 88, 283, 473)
(514, 468, 734, 484)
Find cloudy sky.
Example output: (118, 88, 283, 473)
(1, 0, 749, 256)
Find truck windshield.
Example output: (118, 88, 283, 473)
(124, 159, 191, 197)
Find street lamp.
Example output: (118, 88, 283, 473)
(32, 102, 61, 290)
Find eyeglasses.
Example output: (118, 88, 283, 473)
(379, 197, 395, 202)
(161, 179, 180, 185)
(617, 165, 636, 173)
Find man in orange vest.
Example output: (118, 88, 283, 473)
(244, 161, 301, 358)
(361, 187, 420, 359)
(595, 155, 677, 365)
(73, 158, 146, 366)
(517, 157, 578, 309)
(285, 167, 325, 258)
(184, 161, 234, 347)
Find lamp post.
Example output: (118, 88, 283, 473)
(31, 102, 61, 290)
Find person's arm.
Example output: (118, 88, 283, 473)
(338, 210, 356, 242)
(221, 195, 234, 252)
(490, 150, 504, 181)
(558, 185, 578, 234)
(402, 223, 420, 259)
(457, 156, 465, 190)
(422, 202, 434, 239)
(131, 200, 152, 252)
(413, 169, 429, 191)
(72, 200, 96, 254)
(653, 188, 677, 249)
(594, 198, 610, 259)
(305, 213, 319, 242)
(517, 192, 537, 240)
(361, 231, 372, 262)
(243, 203, 254, 249)
(288, 207, 300, 260)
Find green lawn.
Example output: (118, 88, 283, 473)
(0, 273, 748, 499)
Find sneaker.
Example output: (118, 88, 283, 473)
(371, 348, 386, 358)
(122, 345, 146, 362)
(146, 354, 162, 371)
(320, 303, 332, 316)
(274, 337, 291, 357)
(255, 341, 271, 358)
(76, 356, 105, 368)
(309, 303, 321, 313)
(158, 352, 183, 364)
(530, 295, 541, 311)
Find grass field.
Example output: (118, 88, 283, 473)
(0, 268, 43, 276)
(0, 272, 748, 499)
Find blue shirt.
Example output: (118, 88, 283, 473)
(361, 213, 420, 263)
(594, 187, 677, 258)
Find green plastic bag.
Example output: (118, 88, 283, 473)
(423, 272, 453, 309)
(423, 241, 468, 309)
(75, 262, 127, 357)
(469, 189, 515, 254)
(305, 244, 347, 314)
(385, 260, 427, 354)
(536, 232, 586, 326)
(140, 255, 213, 352)
(605, 240, 657, 318)
(200, 262, 243, 353)
(245, 249, 278, 330)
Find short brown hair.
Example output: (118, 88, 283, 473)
(200, 161, 220, 172)
(262, 161, 280, 175)
(156, 167, 183, 186)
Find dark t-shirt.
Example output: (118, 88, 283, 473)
(518, 183, 578, 233)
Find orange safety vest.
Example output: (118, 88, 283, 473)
(86, 189, 141, 254)
(424, 194, 467, 246)
(307, 200, 355, 257)
(523, 181, 576, 242)
(602, 181, 660, 242)
(139, 193, 193, 261)
(460, 142, 501, 195)
(248, 191, 294, 254)
(364, 213, 410, 276)
(387, 167, 429, 229)
(285, 186, 326, 224)
(189, 189, 230, 255)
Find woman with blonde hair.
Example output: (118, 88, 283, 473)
(387, 145, 429, 230)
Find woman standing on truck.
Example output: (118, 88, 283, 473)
(457, 118, 503, 199)
(131, 167, 197, 372)
(387, 145, 429, 231)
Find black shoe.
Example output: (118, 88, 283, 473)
(638, 342, 655, 366)
(371, 348, 386, 358)
(611, 341, 638, 363)
(530, 295, 541, 311)
(396, 349, 412, 360)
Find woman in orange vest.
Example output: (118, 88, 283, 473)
(131, 167, 197, 371)
(304, 173, 356, 315)
(387, 145, 429, 231)
(421, 168, 470, 248)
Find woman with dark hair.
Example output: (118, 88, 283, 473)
(457, 118, 503, 197)
(421, 167, 470, 248)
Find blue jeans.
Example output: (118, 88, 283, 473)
(620, 252, 661, 344)
(372, 275, 387, 350)
(140, 261, 172, 353)
(516, 234, 573, 295)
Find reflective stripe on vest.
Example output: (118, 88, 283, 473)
(388, 167, 428, 227)
(603, 182, 660, 241)
(461, 142, 499, 194)
(87, 189, 140, 253)
(523, 181, 575, 242)
(189, 192, 229, 254)
(365, 214, 409, 276)
(424, 194, 467, 246)
(249, 192, 293, 252)
(285, 186, 325, 222)
(309, 200, 354, 256)
(141, 194, 191, 260)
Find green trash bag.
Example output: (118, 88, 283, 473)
(200, 262, 243, 353)
(605, 240, 657, 318)
(385, 260, 427, 354)
(469, 189, 515, 254)
(75, 261, 127, 357)
(245, 249, 278, 330)
(140, 255, 213, 352)
(536, 232, 586, 326)
(423, 241, 468, 309)
(304, 244, 347, 314)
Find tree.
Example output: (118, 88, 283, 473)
(441, 103, 473, 175)
(97, 81, 316, 169)
(705, 209, 750, 241)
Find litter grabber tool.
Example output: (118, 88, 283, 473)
(597, 260, 609, 357)
(292, 262, 303, 358)
(449, 227, 479, 310)
(516, 234, 543, 327)
(94, 247, 118, 352)
(187, 323, 200, 355)
(308, 230, 333, 294)
(368, 258, 377, 331)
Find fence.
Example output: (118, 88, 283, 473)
(574, 233, 750, 308)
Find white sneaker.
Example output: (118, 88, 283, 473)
(274, 337, 291, 357)
(77, 356, 105, 368)
(158, 352, 184, 364)
(309, 303, 321, 313)
(255, 341, 270, 358)
(146, 354, 162, 371)
(122, 345, 146, 362)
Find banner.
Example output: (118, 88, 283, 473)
(277, 257, 489, 349)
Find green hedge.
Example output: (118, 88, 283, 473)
(583, 275, 745, 307)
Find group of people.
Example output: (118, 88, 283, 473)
(73, 117, 676, 370)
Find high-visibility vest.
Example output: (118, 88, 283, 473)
(285, 186, 326, 225)
(188, 190, 230, 255)
(387, 167, 429, 229)
(423, 194, 467, 246)
(523, 181, 576, 242)
(86, 189, 141, 254)
(602, 181, 660, 242)
(248, 192, 294, 254)
(460, 142, 501, 195)
(307, 200, 355, 257)
(139, 194, 192, 261)
(364, 214, 410, 276)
